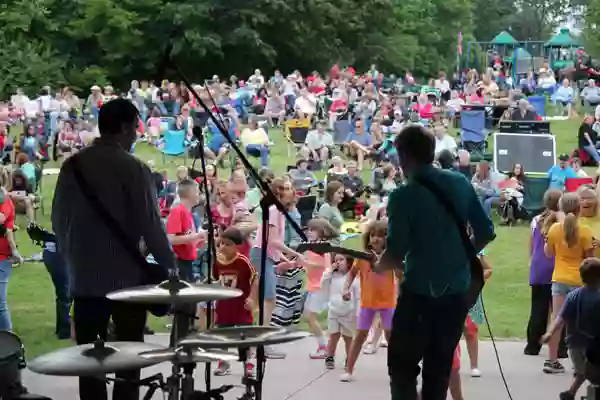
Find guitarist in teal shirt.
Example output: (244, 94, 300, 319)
(374, 125, 495, 400)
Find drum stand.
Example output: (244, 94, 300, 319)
(161, 277, 233, 400)
(238, 347, 257, 400)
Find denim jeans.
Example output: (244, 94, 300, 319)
(285, 95, 296, 110)
(43, 249, 72, 339)
(388, 290, 469, 400)
(246, 144, 269, 167)
(583, 144, 600, 163)
(480, 195, 500, 218)
(0, 260, 12, 331)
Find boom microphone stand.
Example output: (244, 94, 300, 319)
(160, 46, 307, 400)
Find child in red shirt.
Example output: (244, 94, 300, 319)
(212, 227, 257, 376)
(166, 179, 205, 277)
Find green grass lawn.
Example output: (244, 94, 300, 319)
(7, 118, 584, 357)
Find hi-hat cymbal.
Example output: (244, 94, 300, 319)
(178, 326, 310, 349)
(28, 341, 166, 376)
(139, 347, 238, 364)
(107, 280, 242, 305)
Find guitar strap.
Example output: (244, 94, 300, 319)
(415, 176, 485, 302)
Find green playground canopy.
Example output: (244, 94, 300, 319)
(491, 31, 517, 45)
(545, 28, 580, 47)
(513, 47, 532, 59)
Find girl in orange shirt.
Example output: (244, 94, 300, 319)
(301, 218, 336, 359)
(341, 221, 399, 382)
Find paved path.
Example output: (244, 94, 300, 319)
(23, 335, 578, 399)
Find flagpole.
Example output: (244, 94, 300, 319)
(457, 30, 463, 76)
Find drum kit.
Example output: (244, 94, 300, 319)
(27, 276, 310, 400)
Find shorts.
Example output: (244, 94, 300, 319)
(357, 307, 395, 331)
(551, 282, 579, 297)
(304, 291, 328, 313)
(328, 313, 357, 337)
(249, 247, 276, 300)
(569, 347, 587, 375)
(208, 141, 227, 154)
(452, 344, 461, 371)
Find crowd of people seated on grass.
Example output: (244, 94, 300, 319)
(5, 59, 600, 396)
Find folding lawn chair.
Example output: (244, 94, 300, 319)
(527, 96, 546, 117)
(285, 118, 309, 157)
(297, 195, 318, 228)
(459, 109, 492, 162)
(522, 176, 550, 218)
(160, 129, 187, 165)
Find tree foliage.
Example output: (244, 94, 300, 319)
(0, 0, 569, 97)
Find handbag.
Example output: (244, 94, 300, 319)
(69, 155, 170, 316)
(416, 176, 486, 309)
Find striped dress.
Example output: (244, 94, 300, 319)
(270, 209, 305, 327)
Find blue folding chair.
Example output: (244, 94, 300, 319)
(527, 96, 546, 117)
(160, 117, 175, 132)
(460, 110, 490, 162)
(161, 129, 187, 164)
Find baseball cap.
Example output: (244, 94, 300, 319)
(558, 154, 570, 162)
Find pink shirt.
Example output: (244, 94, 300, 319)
(148, 117, 161, 128)
(253, 205, 285, 261)
(468, 94, 485, 104)
(305, 251, 330, 292)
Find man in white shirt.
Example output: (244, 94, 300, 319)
(300, 122, 334, 162)
(248, 69, 265, 90)
(38, 86, 52, 112)
(295, 88, 317, 121)
(10, 88, 29, 116)
(435, 73, 451, 102)
(433, 124, 457, 156)
(282, 75, 298, 111)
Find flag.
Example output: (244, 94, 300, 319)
(457, 31, 463, 55)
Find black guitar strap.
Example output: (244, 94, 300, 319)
(415, 176, 485, 300)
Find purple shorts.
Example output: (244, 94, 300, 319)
(357, 307, 395, 331)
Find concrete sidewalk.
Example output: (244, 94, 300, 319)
(22, 335, 577, 399)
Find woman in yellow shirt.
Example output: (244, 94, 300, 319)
(544, 192, 595, 373)
(579, 185, 600, 229)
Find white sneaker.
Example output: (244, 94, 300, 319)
(340, 372, 353, 382)
(471, 368, 482, 378)
(379, 338, 388, 348)
(363, 344, 377, 355)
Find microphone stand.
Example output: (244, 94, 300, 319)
(191, 128, 217, 393)
(162, 52, 307, 400)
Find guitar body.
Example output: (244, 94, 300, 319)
(467, 256, 485, 310)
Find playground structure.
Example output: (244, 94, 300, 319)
(464, 28, 582, 81)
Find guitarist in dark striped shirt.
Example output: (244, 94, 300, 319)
(52, 99, 175, 400)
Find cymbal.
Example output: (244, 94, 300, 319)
(28, 341, 166, 376)
(139, 347, 239, 364)
(107, 280, 242, 305)
(178, 326, 310, 349)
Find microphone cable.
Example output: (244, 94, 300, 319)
(480, 294, 514, 400)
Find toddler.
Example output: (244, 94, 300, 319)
(321, 254, 359, 369)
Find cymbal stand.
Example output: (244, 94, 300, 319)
(161, 275, 191, 400)
(105, 373, 164, 400)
